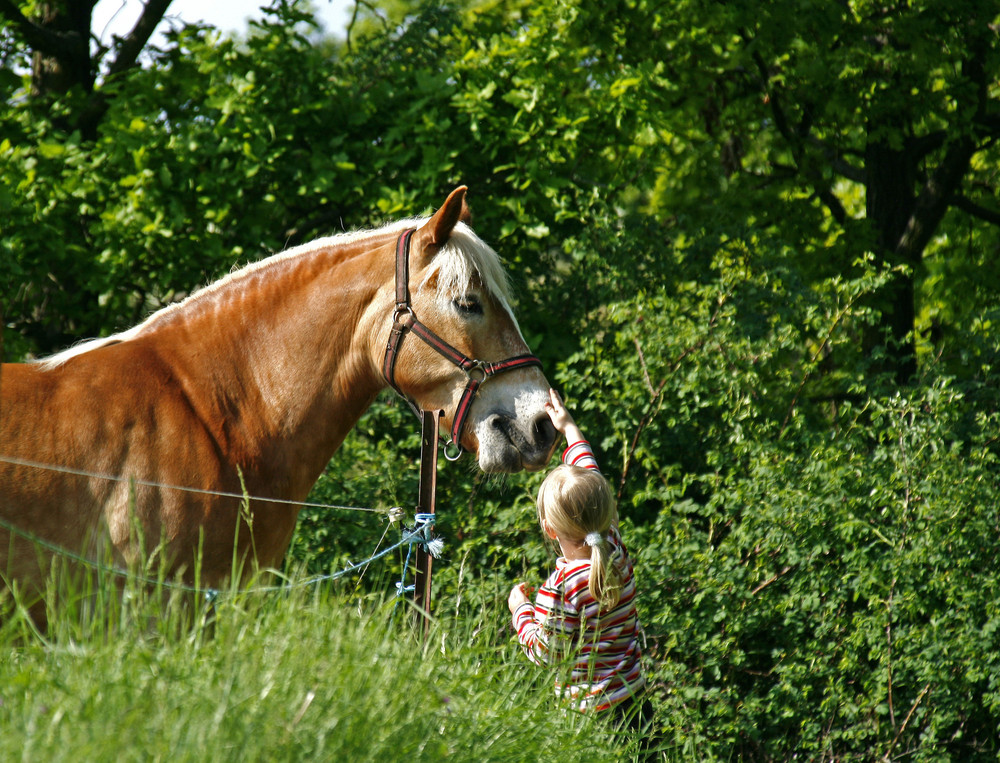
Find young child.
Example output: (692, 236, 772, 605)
(508, 389, 648, 730)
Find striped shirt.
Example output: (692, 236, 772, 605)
(512, 441, 645, 712)
(563, 440, 600, 471)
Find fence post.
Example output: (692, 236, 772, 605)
(413, 409, 442, 637)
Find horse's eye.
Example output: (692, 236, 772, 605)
(454, 296, 483, 315)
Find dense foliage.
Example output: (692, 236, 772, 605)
(3, 0, 1000, 758)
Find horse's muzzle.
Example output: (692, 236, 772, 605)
(478, 410, 557, 473)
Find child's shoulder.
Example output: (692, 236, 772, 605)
(556, 557, 593, 591)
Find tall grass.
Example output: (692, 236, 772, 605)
(0, 565, 656, 762)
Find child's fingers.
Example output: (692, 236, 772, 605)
(547, 389, 566, 415)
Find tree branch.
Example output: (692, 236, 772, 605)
(0, 0, 66, 54)
(896, 39, 990, 258)
(953, 194, 1000, 227)
(745, 43, 858, 226)
(803, 135, 868, 185)
(815, 186, 848, 226)
(906, 130, 947, 161)
(896, 136, 977, 258)
(104, 0, 174, 79)
(974, 113, 1000, 137)
(617, 297, 729, 505)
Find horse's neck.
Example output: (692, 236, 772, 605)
(159, 239, 391, 498)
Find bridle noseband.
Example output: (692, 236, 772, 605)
(382, 228, 543, 461)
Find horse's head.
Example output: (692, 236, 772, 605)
(377, 187, 558, 473)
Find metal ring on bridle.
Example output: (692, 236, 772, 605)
(443, 439, 463, 461)
(465, 362, 488, 383)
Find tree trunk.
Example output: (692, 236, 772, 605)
(864, 135, 919, 384)
(29, 2, 94, 100)
(5, 0, 173, 140)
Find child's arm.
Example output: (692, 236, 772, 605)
(545, 389, 599, 471)
(545, 388, 585, 444)
(509, 580, 578, 665)
(546, 389, 617, 528)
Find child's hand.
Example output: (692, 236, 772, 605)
(544, 389, 585, 443)
(544, 389, 575, 432)
(508, 582, 532, 614)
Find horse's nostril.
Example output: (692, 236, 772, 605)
(531, 412, 557, 449)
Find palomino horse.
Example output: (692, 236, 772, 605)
(0, 186, 557, 620)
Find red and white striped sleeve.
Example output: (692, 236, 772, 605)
(513, 577, 579, 665)
(513, 602, 548, 665)
(563, 440, 599, 471)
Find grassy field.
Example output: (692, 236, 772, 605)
(0, 568, 658, 762)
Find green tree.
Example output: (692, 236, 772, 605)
(644, 0, 1000, 383)
(0, 0, 174, 138)
(1, 1, 465, 355)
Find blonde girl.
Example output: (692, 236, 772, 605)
(508, 390, 648, 723)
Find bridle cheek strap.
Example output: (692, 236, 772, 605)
(382, 228, 543, 460)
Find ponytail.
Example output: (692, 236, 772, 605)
(585, 532, 624, 609)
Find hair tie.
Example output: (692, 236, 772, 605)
(584, 531, 604, 548)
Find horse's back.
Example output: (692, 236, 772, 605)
(1, 342, 183, 490)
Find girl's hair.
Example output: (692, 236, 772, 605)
(536, 465, 624, 609)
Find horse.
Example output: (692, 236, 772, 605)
(0, 186, 557, 623)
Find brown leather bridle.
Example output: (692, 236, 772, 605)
(382, 228, 543, 461)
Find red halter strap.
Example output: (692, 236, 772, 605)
(382, 228, 543, 460)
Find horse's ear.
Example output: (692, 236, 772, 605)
(422, 186, 470, 247)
